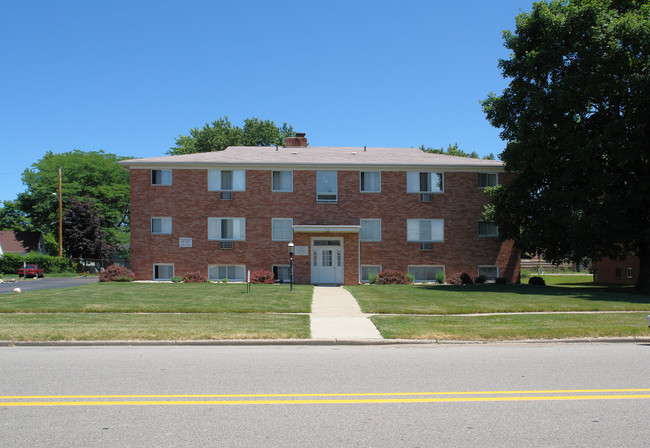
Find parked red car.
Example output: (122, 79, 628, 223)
(17, 264, 45, 278)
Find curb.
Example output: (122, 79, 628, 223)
(1, 337, 649, 347)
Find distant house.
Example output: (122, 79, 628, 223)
(592, 256, 639, 285)
(0, 231, 46, 256)
(119, 134, 520, 284)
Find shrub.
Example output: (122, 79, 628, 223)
(520, 269, 531, 279)
(495, 277, 507, 284)
(406, 272, 415, 284)
(368, 272, 378, 284)
(528, 276, 546, 286)
(251, 270, 274, 284)
(183, 271, 208, 283)
(171, 276, 183, 283)
(99, 265, 135, 282)
(460, 272, 473, 285)
(474, 274, 487, 284)
(376, 270, 410, 285)
(435, 270, 446, 284)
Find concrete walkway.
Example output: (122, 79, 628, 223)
(310, 286, 383, 340)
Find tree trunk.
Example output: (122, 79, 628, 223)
(636, 243, 650, 293)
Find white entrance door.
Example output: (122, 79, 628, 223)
(311, 240, 343, 284)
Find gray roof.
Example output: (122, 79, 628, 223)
(119, 146, 504, 171)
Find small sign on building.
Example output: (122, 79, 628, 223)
(294, 246, 309, 256)
(179, 238, 192, 248)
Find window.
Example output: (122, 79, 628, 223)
(151, 170, 171, 185)
(208, 265, 245, 282)
(208, 170, 245, 191)
(615, 268, 622, 279)
(360, 219, 381, 242)
(208, 218, 246, 240)
(361, 265, 381, 282)
(273, 265, 291, 283)
(272, 218, 293, 241)
(478, 173, 498, 188)
(408, 265, 444, 282)
(360, 172, 381, 192)
(407, 172, 443, 193)
(316, 171, 337, 202)
(478, 221, 498, 237)
(272, 171, 292, 192)
(478, 266, 498, 281)
(153, 264, 174, 280)
(407, 219, 444, 242)
(151, 217, 172, 234)
(626, 267, 633, 279)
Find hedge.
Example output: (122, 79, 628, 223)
(0, 252, 77, 274)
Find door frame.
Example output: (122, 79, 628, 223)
(310, 237, 344, 284)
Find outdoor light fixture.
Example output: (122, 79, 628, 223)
(288, 242, 295, 292)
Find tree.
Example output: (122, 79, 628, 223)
(481, 0, 650, 290)
(62, 197, 115, 259)
(0, 200, 31, 231)
(17, 150, 131, 256)
(419, 143, 495, 160)
(168, 116, 295, 155)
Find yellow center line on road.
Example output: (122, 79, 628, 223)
(2, 395, 650, 407)
(1, 389, 649, 407)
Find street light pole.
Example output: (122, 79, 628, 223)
(288, 242, 295, 292)
(58, 167, 62, 257)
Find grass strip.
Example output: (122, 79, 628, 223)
(0, 283, 313, 314)
(346, 284, 650, 315)
(371, 312, 650, 340)
(0, 313, 310, 341)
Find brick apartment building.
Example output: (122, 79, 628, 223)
(119, 135, 519, 284)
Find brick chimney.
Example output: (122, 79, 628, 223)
(285, 132, 308, 147)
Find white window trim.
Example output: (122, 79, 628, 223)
(316, 171, 338, 203)
(360, 219, 381, 242)
(151, 217, 172, 235)
(478, 220, 499, 237)
(407, 171, 444, 194)
(360, 265, 382, 282)
(153, 263, 174, 281)
(408, 265, 445, 282)
(360, 171, 381, 193)
(208, 217, 246, 241)
(271, 170, 293, 192)
(478, 172, 499, 189)
(151, 169, 172, 186)
(478, 265, 499, 281)
(272, 218, 294, 241)
(207, 170, 246, 191)
(406, 219, 444, 242)
(626, 267, 633, 279)
(208, 264, 246, 282)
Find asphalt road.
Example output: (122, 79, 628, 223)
(0, 276, 98, 294)
(1, 343, 648, 447)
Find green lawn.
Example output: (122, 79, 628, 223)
(371, 312, 650, 340)
(0, 283, 312, 314)
(0, 283, 312, 341)
(0, 313, 309, 341)
(345, 283, 650, 315)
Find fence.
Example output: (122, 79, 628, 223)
(69, 258, 131, 274)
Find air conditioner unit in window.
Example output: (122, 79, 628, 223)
(220, 192, 233, 200)
(420, 194, 433, 202)
(220, 241, 233, 249)
(420, 242, 433, 250)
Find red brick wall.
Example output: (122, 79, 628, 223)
(129, 168, 519, 283)
(592, 256, 639, 284)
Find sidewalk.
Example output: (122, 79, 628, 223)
(310, 286, 383, 340)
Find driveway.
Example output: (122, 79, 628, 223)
(0, 276, 99, 294)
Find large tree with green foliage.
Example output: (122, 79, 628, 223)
(0, 200, 31, 231)
(168, 116, 295, 155)
(17, 150, 131, 256)
(481, 0, 650, 290)
(420, 143, 495, 160)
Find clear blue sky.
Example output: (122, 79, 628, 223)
(1, 0, 533, 203)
